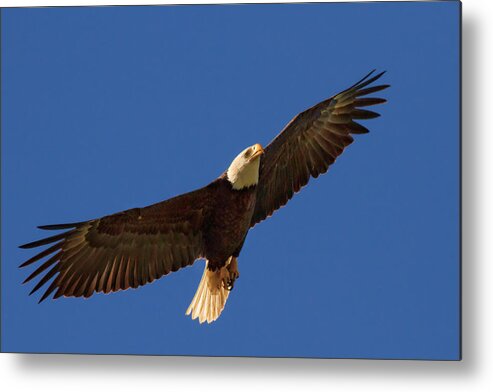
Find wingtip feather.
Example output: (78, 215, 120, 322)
(19, 230, 74, 249)
(37, 222, 82, 230)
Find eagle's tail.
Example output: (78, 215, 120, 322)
(186, 258, 235, 324)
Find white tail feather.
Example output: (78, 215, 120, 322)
(186, 259, 231, 324)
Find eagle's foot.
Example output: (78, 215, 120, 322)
(208, 257, 240, 292)
(223, 257, 239, 291)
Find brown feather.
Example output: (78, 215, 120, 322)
(23, 252, 61, 284)
(29, 264, 59, 296)
(19, 242, 62, 268)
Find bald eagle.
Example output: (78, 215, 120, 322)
(20, 70, 389, 323)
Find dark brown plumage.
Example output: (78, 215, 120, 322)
(20, 70, 389, 323)
(251, 70, 389, 226)
(21, 185, 213, 301)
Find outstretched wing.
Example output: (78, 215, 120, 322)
(250, 70, 389, 227)
(20, 185, 214, 302)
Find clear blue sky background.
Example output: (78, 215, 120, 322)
(1, 2, 460, 359)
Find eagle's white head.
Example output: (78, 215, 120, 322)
(227, 143, 264, 190)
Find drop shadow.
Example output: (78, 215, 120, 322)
(7, 6, 477, 382)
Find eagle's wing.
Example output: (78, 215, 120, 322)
(250, 70, 389, 227)
(20, 185, 214, 302)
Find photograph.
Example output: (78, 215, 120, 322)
(1, 1, 461, 360)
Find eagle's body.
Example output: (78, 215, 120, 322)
(203, 175, 257, 269)
(20, 71, 389, 323)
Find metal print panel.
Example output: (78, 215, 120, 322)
(1, 1, 461, 359)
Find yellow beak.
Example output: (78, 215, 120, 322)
(250, 143, 265, 160)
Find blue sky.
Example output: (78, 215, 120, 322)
(1, 2, 460, 359)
